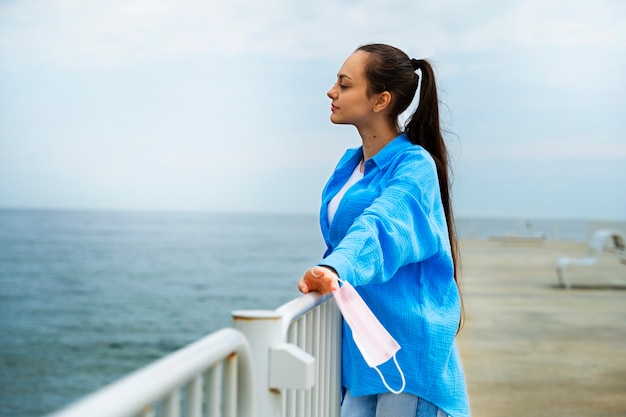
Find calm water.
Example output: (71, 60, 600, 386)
(0, 209, 624, 416)
(0, 209, 324, 417)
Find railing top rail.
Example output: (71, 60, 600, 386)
(275, 292, 333, 336)
(49, 328, 256, 417)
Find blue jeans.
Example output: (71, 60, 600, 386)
(341, 390, 450, 417)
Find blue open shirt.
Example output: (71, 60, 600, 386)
(319, 134, 470, 417)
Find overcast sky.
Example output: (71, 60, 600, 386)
(1, 0, 624, 220)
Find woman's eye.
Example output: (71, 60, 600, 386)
(339, 84, 348, 89)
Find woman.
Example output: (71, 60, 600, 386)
(297, 44, 470, 417)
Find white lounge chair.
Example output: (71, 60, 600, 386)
(556, 229, 626, 289)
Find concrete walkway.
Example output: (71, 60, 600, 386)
(456, 240, 626, 417)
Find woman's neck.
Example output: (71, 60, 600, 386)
(357, 123, 400, 161)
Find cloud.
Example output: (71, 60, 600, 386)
(2, 0, 624, 71)
(0, 0, 338, 69)
(0, 0, 624, 218)
(460, 136, 626, 161)
(0, 0, 219, 68)
(452, 0, 625, 51)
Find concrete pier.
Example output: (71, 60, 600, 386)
(456, 240, 626, 417)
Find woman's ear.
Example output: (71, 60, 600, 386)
(372, 91, 392, 113)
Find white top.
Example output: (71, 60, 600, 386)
(328, 161, 363, 225)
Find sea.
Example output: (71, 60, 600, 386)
(1, 209, 624, 417)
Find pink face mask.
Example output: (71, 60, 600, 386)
(332, 279, 406, 394)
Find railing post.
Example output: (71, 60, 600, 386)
(232, 310, 284, 417)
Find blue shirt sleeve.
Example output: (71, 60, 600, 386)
(321, 143, 449, 287)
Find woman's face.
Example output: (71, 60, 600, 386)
(327, 51, 377, 127)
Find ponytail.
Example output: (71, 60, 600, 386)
(406, 59, 463, 331)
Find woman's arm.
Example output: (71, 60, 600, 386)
(323, 153, 446, 287)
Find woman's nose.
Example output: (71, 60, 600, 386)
(327, 85, 336, 99)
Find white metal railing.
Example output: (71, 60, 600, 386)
(49, 292, 341, 417)
(48, 328, 256, 417)
(232, 292, 341, 417)
(280, 294, 342, 417)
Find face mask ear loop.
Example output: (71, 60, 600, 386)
(373, 353, 406, 394)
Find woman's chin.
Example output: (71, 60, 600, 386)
(329, 114, 347, 125)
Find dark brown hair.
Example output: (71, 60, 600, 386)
(356, 43, 463, 330)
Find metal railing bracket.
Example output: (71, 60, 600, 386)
(269, 343, 315, 389)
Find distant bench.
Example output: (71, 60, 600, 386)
(556, 229, 626, 289)
(488, 233, 547, 245)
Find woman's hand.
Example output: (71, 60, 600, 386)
(297, 266, 340, 295)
